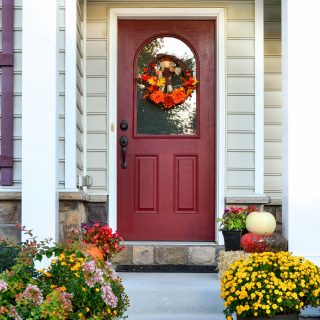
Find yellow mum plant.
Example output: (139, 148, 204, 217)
(221, 251, 320, 319)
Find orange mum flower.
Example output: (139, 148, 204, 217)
(150, 90, 164, 104)
(163, 94, 175, 109)
(172, 88, 186, 104)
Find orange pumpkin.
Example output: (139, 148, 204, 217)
(82, 243, 104, 261)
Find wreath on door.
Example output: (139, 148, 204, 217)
(138, 54, 198, 109)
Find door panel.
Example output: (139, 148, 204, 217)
(174, 155, 198, 213)
(135, 155, 159, 214)
(117, 20, 216, 241)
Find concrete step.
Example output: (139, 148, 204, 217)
(120, 272, 225, 319)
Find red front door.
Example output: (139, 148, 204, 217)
(117, 20, 216, 241)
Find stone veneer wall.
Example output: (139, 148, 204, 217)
(263, 204, 282, 234)
(59, 200, 87, 240)
(59, 199, 109, 239)
(0, 193, 109, 242)
(0, 196, 21, 241)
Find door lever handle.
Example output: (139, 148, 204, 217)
(119, 136, 128, 169)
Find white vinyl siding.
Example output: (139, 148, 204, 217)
(86, 3, 108, 194)
(58, 0, 85, 188)
(264, 0, 282, 201)
(226, 1, 256, 194)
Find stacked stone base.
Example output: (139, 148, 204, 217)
(0, 192, 109, 242)
(111, 244, 224, 266)
(0, 194, 21, 241)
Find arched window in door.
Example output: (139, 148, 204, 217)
(136, 36, 198, 136)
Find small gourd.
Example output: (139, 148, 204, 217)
(246, 207, 276, 235)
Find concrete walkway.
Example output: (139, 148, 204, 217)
(120, 272, 320, 319)
(120, 272, 226, 320)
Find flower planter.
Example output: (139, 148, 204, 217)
(222, 230, 246, 251)
(237, 313, 299, 320)
(221, 252, 320, 320)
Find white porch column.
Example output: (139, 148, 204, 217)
(283, 0, 320, 263)
(22, 1, 59, 241)
(65, 0, 78, 190)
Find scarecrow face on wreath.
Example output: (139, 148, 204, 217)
(158, 56, 182, 93)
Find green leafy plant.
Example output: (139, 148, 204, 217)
(0, 227, 129, 319)
(217, 206, 256, 231)
(0, 241, 20, 273)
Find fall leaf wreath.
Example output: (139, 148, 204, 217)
(138, 54, 198, 109)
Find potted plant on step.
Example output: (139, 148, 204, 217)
(221, 251, 320, 319)
(217, 206, 256, 251)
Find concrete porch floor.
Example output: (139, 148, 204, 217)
(119, 272, 320, 320)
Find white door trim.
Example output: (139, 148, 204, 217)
(65, 0, 78, 190)
(254, 0, 265, 195)
(108, 8, 226, 244)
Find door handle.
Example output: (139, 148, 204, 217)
(119, 136, 128, 169)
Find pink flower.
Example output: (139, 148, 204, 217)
(22, 284, 43, 306)
(109, 270, 118, 280)
(101, 284, 118, 308)
(9, 307, 22, 320)
(59, 291, 73, 312)
(83, 260, 96, 273)
(0, 280, 8, 291)
(86, 278, 95, 288)
(93, 268, 104, 283)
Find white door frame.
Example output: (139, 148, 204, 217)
(108, 8, 226, 244)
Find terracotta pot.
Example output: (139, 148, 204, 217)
(237, 313, 299, 320)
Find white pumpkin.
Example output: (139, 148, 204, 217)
(246, 211, 276, 235)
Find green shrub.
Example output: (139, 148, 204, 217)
(0, 242, 19, 273)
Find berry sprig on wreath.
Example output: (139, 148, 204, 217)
(138, 54, 198, 109)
